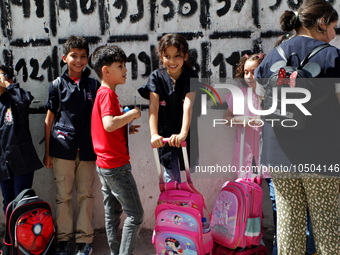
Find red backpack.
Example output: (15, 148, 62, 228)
(2, 189, 56, 255)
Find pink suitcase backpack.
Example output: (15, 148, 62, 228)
(210, 178, 263, 249)
(152, 139, 213, 255)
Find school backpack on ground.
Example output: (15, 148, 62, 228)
(2, 189, 56, 255)
(152, 139, 213, 255)
(261, 44, 330, 130)
(210, 179, 263, 249)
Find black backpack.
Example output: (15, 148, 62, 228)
(261, 44, 330, 130)
(1, 189, 56, 255)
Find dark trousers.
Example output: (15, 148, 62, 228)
(0, 172, 34, 213)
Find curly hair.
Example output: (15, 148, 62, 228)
(234, 53, 266, 80)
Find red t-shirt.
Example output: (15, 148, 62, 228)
(91, 86, 130, 169)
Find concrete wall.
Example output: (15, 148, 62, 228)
(0, 0, 339, 232)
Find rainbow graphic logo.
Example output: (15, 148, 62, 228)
(199, 83, 223, 106)
(199, 83, 223, 115)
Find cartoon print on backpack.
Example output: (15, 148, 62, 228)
(213, 199, 231, 226)
(172, 214, 183, 225)
(164, 237, 184, 255)
(158, 211, 198, 232)
(211, 197, 236, 238)
(156, 234, 198, 255)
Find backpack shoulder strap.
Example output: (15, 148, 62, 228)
(87, 78, 98, 104)
(52, 77, 62, 115)
(52, 77, 61, 93)
(301, 44, 331, 66)
(275, 45, 288, 62)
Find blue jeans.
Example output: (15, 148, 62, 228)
(266, 178, 316, 255)
(96, 164, 144, 255)
(0, 172, 34, 213)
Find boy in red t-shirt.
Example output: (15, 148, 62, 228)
(89, 45, 144, 255)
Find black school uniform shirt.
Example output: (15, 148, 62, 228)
(138, 66, 199, 170)
(0, 83, 43, 180)
(255, 36, 340, 173)
(46, 69, 99, 161)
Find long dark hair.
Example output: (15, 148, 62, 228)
(277, 0, 338, 44)
(158, 33, 191, 69)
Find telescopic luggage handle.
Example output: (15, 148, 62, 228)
(239, 126, 245, 170)
(151, 138, 187, 148)
(152, 138, 191, 184)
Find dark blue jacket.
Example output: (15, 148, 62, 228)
(255, 36, 340, 172)
(46, 69, 99, 161)
(0, 83, 43, 181)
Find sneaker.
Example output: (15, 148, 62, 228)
(73, 243, 92, 255)
(56, 241, 71, 255)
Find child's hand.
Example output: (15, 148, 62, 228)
(234, 116, 262, 127)
(248, 116, 263, 126)
(131, 107, 141, 120)
(43, 154, 53, 168)
(169, 133, 186, 148)
(233, 116, 251, 123)
(151, 134, 164, 148)
(129, 125, 140, 134)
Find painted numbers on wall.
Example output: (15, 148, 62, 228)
(0, 0, 321, 106)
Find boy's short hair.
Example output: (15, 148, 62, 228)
(63, 36, 89, 56)
(0, 65, 15, 80)
(89, 45, 127, 79)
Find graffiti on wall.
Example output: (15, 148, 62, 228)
(0, 0, 334, 107)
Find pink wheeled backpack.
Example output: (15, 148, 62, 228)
(152, 139, 213, 255)
(210, 127, 264, 249)
(210, 179, 263, 249)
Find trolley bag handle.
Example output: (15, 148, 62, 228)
(11, 189, 37, 208)
(239, 126, 245, 171)
(152, 138, 191, 186)
(152, 138, 211, 219)
(239, 126, 262, 185)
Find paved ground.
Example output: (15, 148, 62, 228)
(0, 225, 274, 255)
(91, 228, 156, 255)
(90, 227, 274, 255)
